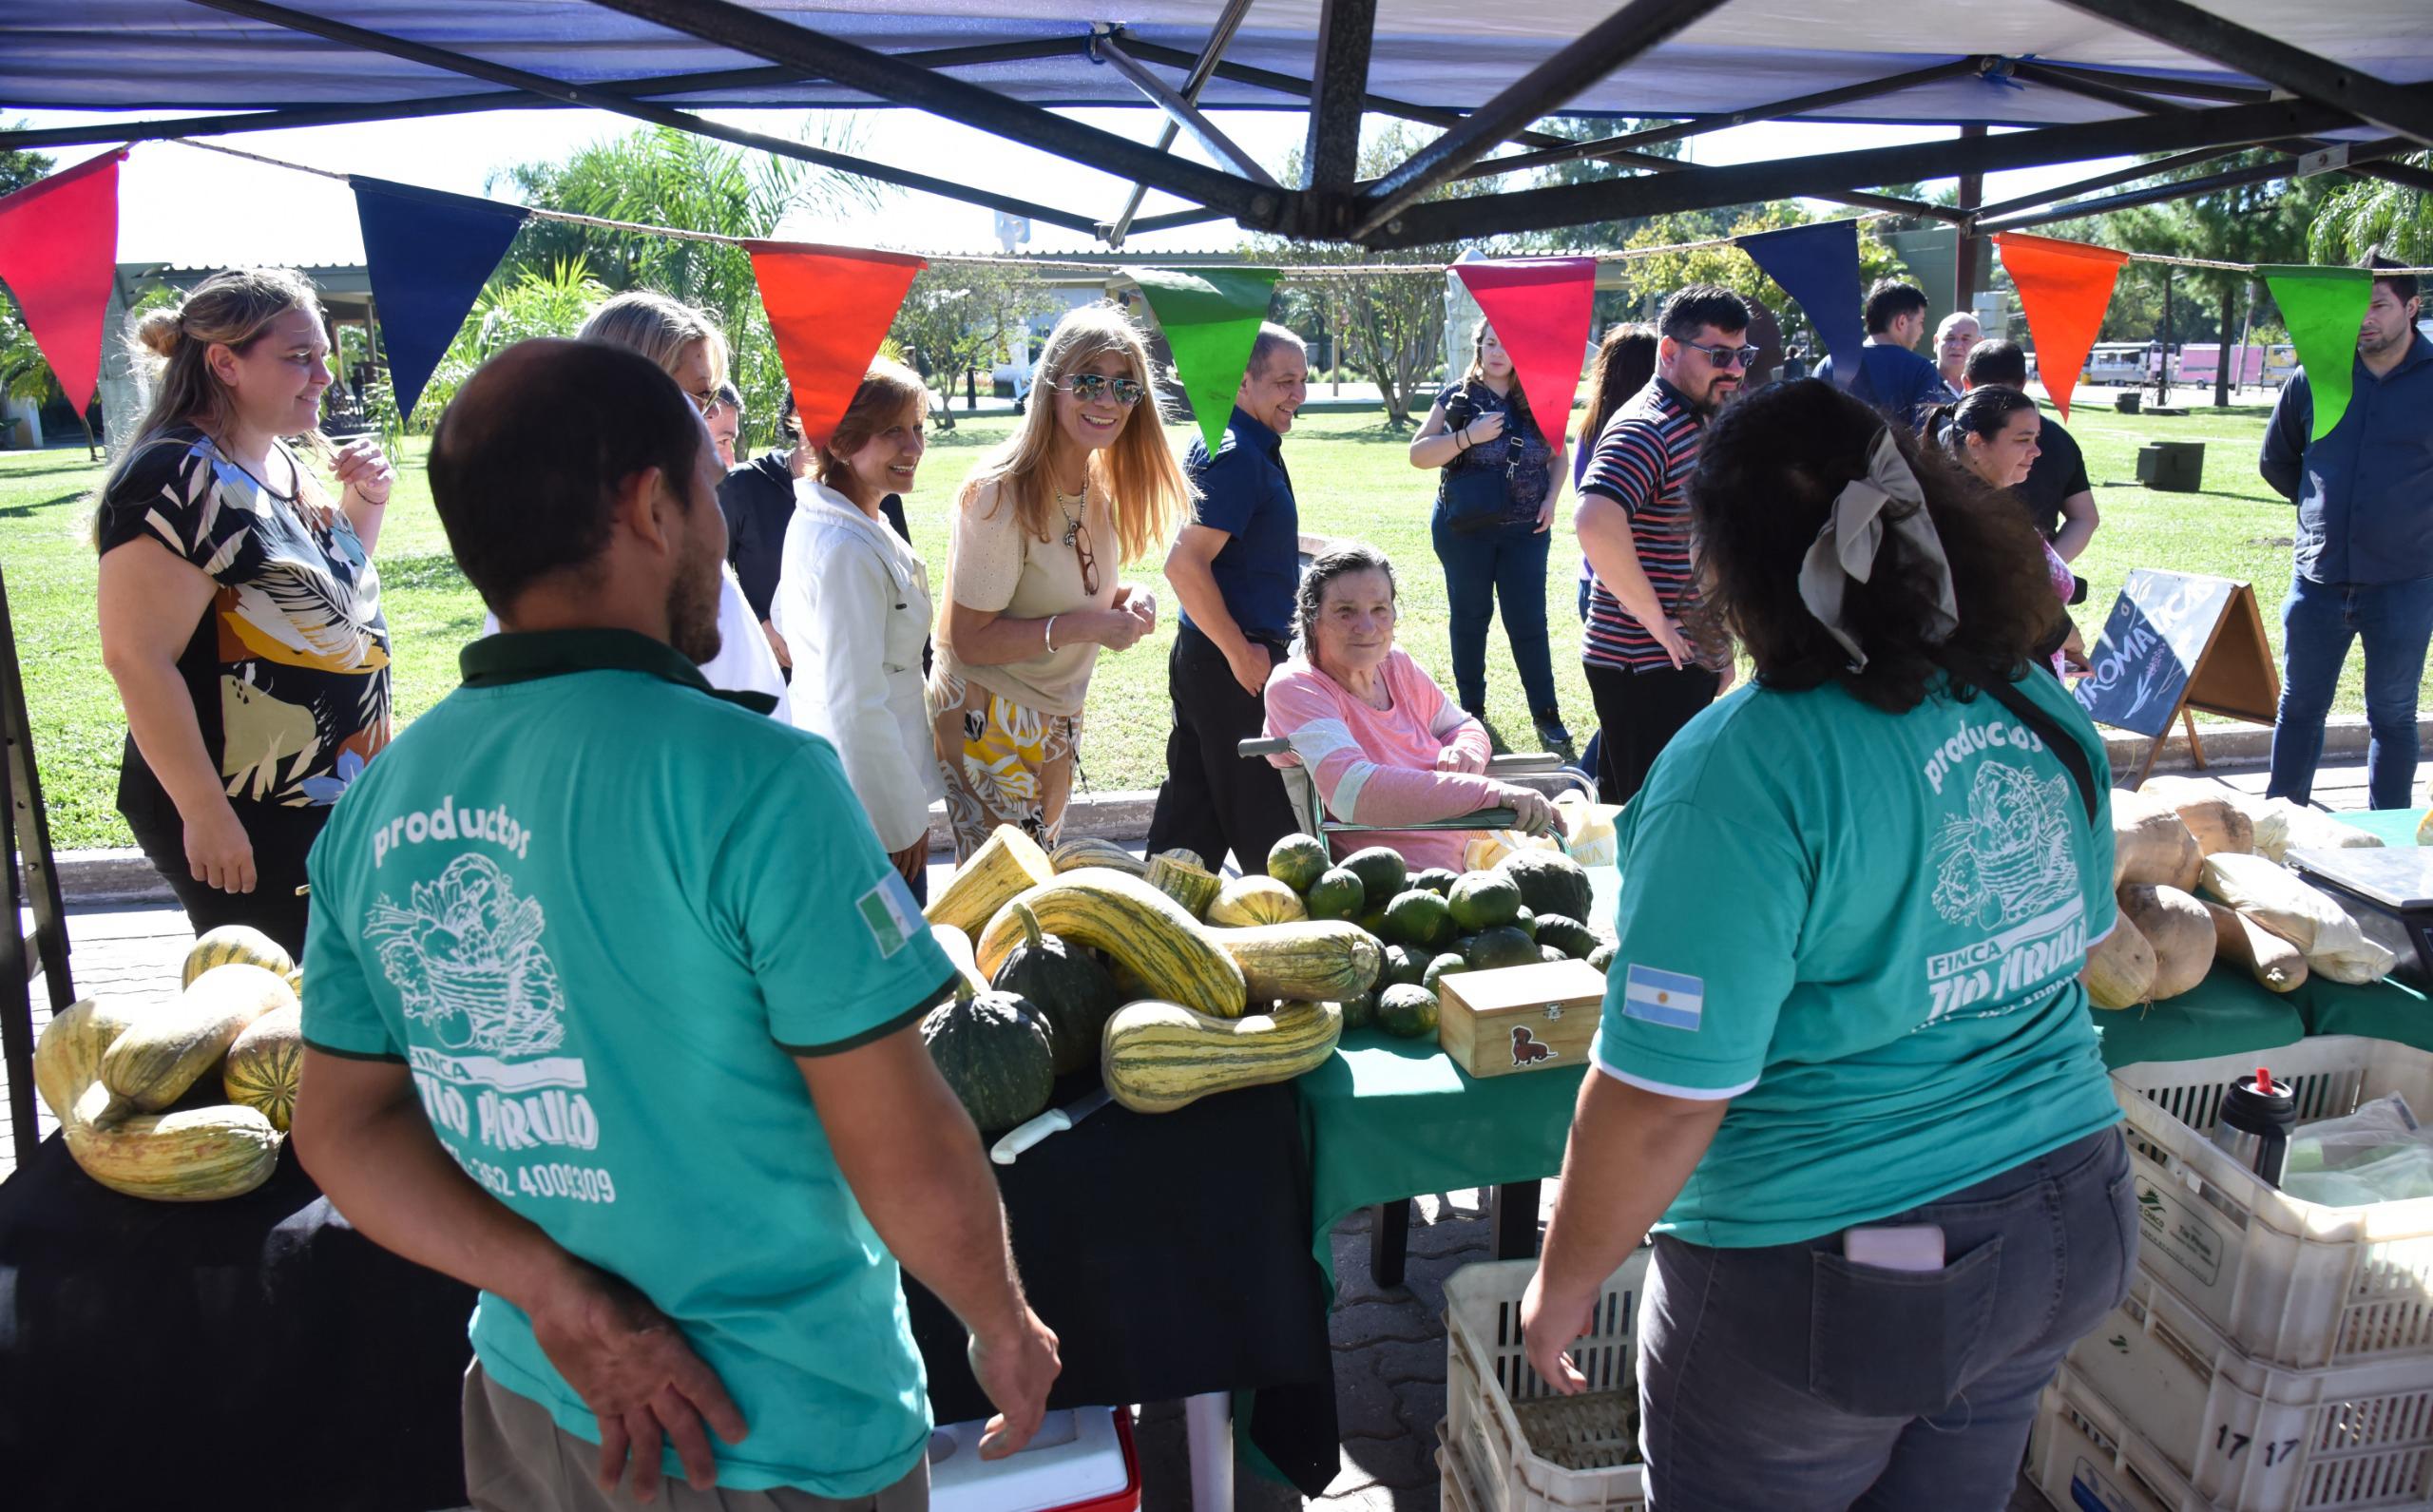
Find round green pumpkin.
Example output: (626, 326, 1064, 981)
(1499, 849, 1594, 924)
(1512, 906, 1538, 941)
(1447, 870, 1523, 932)
(1534, 914, 1600, 960)
(1422, 952, 1468, 993)
(1305, 867, 1367, 921)
(1377, 984, 1440, 1039)
(989, 901, 1122, 1078)
(1587, 941, 1619, 974)
(1381, 889, 1455, 949)
(1411, 868, 1461, 897)
(1380, 942, 1430, 988)
(921, 979, 1055, 1134)
(1334, 989, 1379, 1032)
(1340, 846, 1409, 907)
(1539, 944, 1568, 966)
(1268, 833, 1332, 894)
(1462, 926, 1540, 971)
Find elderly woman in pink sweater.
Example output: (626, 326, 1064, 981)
(1265, 545, 1554, 872)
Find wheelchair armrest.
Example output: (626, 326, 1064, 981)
(1237, 737, 1292, 758)
(1485, 753, 1561, 775)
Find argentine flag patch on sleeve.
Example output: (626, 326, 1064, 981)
(1621, 964, 1705, 1031)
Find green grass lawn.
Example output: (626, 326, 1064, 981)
(1, 397, 2403, 851)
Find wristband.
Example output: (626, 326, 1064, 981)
(1044, 615, 1059, 653)
(1458, 427, 1470, 449)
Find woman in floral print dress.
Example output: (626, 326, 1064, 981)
(95, 268, 394, 955)
(929, 302, 1192, 857)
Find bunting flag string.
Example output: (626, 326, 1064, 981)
(0, 148, 125, 412)
(2259, 265, 2376, 442)
(746, 242, 928, 448)
(351, 178, 530, 424)
(1735, 220, 1867, 388)
(1991, 232, 2130, 422)
(1124, 265, 1281, 454)
(1452, 258, 1599, 431)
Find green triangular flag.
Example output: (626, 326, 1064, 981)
(2261, 265, 2375, 442)
(1125, 265, 1282, 453)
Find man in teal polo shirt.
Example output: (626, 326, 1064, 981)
(293, 338, 1057, 1509)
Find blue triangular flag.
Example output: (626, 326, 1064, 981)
(1737, 220, 1867, 388)
(351, 177, 529, 423)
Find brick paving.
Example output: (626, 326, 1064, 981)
(7, 757, 2390, 1510)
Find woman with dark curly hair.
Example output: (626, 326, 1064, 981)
(1523, 379, 2133, 1510)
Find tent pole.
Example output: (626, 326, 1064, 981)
(1955, 124, 1985, 313)
(1349, 0, 1731, 239)
(176, 0, 1113, 232)
(2020, 60, 2270, 105)
(577, 0, 1286, 226)
(1094, 34, 1278, 188)
(1102, 0, 1258, 249)
(1968, 145, 2248, 221)
(1114, 39, 1572, 151)
(2049, 0, 2433, 147)
(1973, 136, 2418, 234)
(1365, 87, 2408, 247)
(1302, 0, 1379, 201)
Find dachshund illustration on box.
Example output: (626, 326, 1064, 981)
(1510, 1025, 1556, 1066)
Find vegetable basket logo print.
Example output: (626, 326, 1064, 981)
(366, 853, 565, 1054)
(1929, 762, 2078, 930)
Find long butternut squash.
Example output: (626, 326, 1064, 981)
(1211, 920, 1382, 1004)
(99, 964, 294, 1117)
(926, 825, 1056, 935)
(976, 868, 1249, 1019)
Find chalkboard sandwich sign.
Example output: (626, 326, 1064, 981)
(2073, 568, 2279, 787)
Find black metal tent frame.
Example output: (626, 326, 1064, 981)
(3, 0, 2430, 259)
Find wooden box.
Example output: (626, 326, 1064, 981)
(1436, 959, 1607, 1079)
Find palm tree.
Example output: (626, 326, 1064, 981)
(2310, 155, 2433, 265)
(0, 310, 99, 459)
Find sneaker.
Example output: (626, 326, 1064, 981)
(1532, 711, 1574, 749)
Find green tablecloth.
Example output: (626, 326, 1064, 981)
(1295, 1028, 1582, 1286)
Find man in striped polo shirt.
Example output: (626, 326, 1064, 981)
(1575, 285, 1753, 803)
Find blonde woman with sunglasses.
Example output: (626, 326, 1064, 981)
(931, 301, 1191, 857)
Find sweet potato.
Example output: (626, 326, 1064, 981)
(2202, 900, 2306, 994)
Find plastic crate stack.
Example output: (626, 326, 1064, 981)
(2029, 1037, 2433, 1512)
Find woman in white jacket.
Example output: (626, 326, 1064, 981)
(774, 360, 942, 897)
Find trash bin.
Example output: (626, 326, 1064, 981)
(2136, 440, 2205, 492)
(2115, 391, 2142, 414)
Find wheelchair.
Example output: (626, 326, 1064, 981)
(1235, 737, 1598, 850)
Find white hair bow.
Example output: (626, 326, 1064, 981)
(1795, 429, 1960, 671)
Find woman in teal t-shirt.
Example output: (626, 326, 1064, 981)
(1522, 379, 2134, 1510)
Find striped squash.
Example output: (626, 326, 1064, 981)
(1206, 876, 1309, 928)
(101, 964, 295, 1115)
(33, 997, 140, 1124)
(1048, 837, 1146, 877)
(976, 869, 1248, 1020)
(223, 1005, 304, 1132)
(181, 924, 294, 989)
(65, 1080, 282, 1202)
(1102, 998, 1343, 1114)
(1146, 852, 1221, 919)
(927, 825, 1057, 936)
(1213, 920, 1382, 1004)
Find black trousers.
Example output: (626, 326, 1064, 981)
(123, 788, 323, 959)
(1582, 660, 1721, 807)
(1145, 624, 1300, 874)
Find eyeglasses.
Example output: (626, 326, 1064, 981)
(689, 387, 727, 419)
(1680, 340, 1761, 371)
(1052, 373, 1147, 406)
(1069, 516, 1102, 597)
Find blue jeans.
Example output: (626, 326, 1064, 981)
(1637, 1126, 2136, 1511)
(2268, 573, 2433, 810)
(1431, 509, 1560, 717)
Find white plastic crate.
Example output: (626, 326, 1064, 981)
(1442, 1254, 1651, 1512)
(2064, 1265, 2433, 1511)
(2113, 1036, 2433, 1369)
(1440, 1425, 1484, 1512)
(2029, 1364, 2213, 1512)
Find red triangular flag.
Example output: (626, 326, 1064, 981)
(0, 149, 126, 412)
(1452, 258, 1598, 431)
(745, 242, 928, 448)
(1991, 232, 2129, 423)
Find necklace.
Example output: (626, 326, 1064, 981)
(1054, 484, 1086, 546)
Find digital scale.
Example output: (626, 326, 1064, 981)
(2287, 847, 2433, 986)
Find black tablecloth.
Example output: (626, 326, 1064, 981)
(906, 1080, 1339, 1495)
(2, 1081, 1340, 1507)
(0, 1137, 478, 1512)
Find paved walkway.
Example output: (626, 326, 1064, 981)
(7, 756, 2388, 1511)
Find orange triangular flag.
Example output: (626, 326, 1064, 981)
(1991, 233, 2129, 422)
(745, 242, 928, 447)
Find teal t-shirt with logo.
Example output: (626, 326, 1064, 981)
(301, 630, 954, 1495)
(1592, 671, 2123, 1248)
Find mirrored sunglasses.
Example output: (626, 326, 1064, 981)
(1682, 340, 1761, 371)
(1055, 373, 1147, 406)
